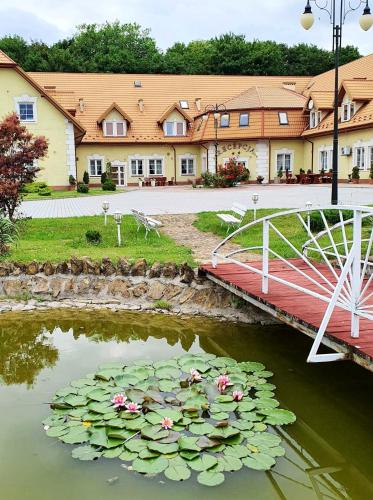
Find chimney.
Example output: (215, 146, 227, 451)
(195, 98, 202, 111)
(138, 99, 144, 112)
(78, 98, 85, 112)
(282, 81, 297, 92)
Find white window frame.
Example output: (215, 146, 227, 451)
(88, 155, 105, 177)
(239, 113, 249, 127)
(180, 155, 196, 176)
(354, 146, 366, 170)
(318, 146, 333, 171)
(220, 114, 230, 128)
(103, 120, 127, 137)
(341, 100, 355, 122)
(278, 112, 289, 125)
(130, 158, 145, 177)
(310, 110, 322, 129)
(148, 158, 164, 176)
(369, 146, 373, 171)
(275, 149, 294, 173)
(14, 95, 37, 123)
(163, 120, 186, 137)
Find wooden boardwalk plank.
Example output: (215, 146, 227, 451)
(202, 259, 373, 371)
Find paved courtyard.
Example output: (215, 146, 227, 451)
(20, 184, 373, 218)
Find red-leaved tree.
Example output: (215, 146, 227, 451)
(0, 113, 48, 220)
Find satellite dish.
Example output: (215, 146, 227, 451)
(308, 99, 314, 110)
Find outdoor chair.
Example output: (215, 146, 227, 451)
(131, 209, 163, 238)
(217, 203, 247, 233)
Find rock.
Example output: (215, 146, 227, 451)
(0, 262, 12, 277)
(92, 279, 108, 295)
(149, 262, 162, 278)
(50, 278, 63, 298)
(12, 262, 25, 275)
(82, 257, 101, 275)
(117, 257, 131, 275)
(163, 284, 183, 300)
(43, 261, 55, 276)
(108, 280, 131, 298)
(33, 278, 50, 294)
(26, 261, 39, 275)
(132, 282, 148, 297)
(178, 288, 195, 304)
(131, 259, 147, 276)
(74, 277, 91, 294)
(162, 262, 178, 279)
(147, 282, 165, 300)
(101, 257, 116, 276)
(56, 261, 70, 274)
(70, 257, 83, 275)
(3, 280, 25, 296)
(179, 262, 195, 284)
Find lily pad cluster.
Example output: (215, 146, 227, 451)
(43, 354, 296, 487)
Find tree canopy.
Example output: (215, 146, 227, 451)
(0, 22, 361, 76)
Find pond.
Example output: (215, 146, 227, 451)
(1, 310, 373, 500)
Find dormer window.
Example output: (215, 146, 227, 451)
(341, 101, 355, 122)
(164, 121, 186, 136)
(103, 120, 126, 137)
(310, 110, 322, 129)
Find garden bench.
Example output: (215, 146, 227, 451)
(217, 203, 247, 233)
(131, 209, 163, 238)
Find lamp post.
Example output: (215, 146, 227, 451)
(252, 192, 259, 220)
(306, 200, 313, 231)
(113, 211, 122, 246)
(202, 103, 227, 173)
(102, 201, 110, 226)
(300, 1, 373, 205)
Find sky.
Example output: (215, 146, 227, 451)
(0, 0, 371, 53)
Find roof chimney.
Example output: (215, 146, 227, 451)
(78, 98, 85, 112)
(138, 99, 144, 112)
(282, 81, 297, 92)
(195, 98, 202, 111)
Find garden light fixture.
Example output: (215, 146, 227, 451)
(203, 103, 227, 173)
(102, 201, 110, 225)
(113, 210, 122, 246)
(306, 201, 313, 230)
(252, 192, 259, 220)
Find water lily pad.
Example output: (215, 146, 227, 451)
(180, 450, 200, 460)
(217, 455, 242, 472)
(71, 445, 101, 461)
(197, 470, 225, 486)
(147, 441, 179, 455)
(60, 427, 89, 444)
(119, 450, 138, 461)
(132, 457, 169, 474)
(189, 422, 216, 435)
(259, 408, 296, 425)
(189, 454, 218, 471)
(87, 388, 111, 402)
(178, 436, 201, 451)
(242, 453, 276, 471)
(141, 425, 169, 441)
(224, 445, 250, 459)
(103, 447, 123, 458)
(164, 458, 191, 481)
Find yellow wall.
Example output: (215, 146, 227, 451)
(0, 67, 73, 187)
(76, 144, 203, 184)
(305, 129, 373, 180)
(270, 139, 305, 179)
(216, 141, 257, 179)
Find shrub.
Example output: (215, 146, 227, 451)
(77, 182, 89, 193)
(85, 230, 102, 245)
(309, 209, 354, 232)
(152, 300, 172, 310)
(69, 175, 76, 187)
(38, 187, 52, 196)
(218, 158, 250, 187)
(0, 216, 19, 254)
(101, 172, 108, 184)
(22, 182, 48, 194)
(102, 180, 116, 191)
(370, 163, 373, 180)
(83, 171, 90, 185)
(351, 166, 360, 180)
(277, 166, 283, 178)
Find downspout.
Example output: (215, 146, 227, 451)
(171, 145, 177, 185)
(201, 144, 209, 173)
(305, 137, 314, 173)
(268, 139, 271, 184)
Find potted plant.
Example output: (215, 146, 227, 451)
(138, 177, 143, 188)
(256, 175, 264, 184)
(300, 168, 305, 174)
(274, 166, 283, 184)
(150, 178, 156, 187)
(370, 163, 373, 184)
(351, 166, 360, 184)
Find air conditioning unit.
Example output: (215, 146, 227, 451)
(341, 146, 352, 156)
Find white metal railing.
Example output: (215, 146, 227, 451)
(211, 205, 373, 363)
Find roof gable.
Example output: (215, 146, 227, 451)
(158, 103, 192, 124)
(338, 79, 373, 103)
(0, 50, 16, 67)
(97, 102, 133, 124)
(224, 86, 306, 111)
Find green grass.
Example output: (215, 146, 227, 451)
(2, 216, 194, 265)
(23, 188, 125, 201)
(194, 209, 370, 259)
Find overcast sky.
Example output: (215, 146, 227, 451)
(0, 0, 372, 53)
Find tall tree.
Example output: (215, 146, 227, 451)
(0, 114, 48, 220)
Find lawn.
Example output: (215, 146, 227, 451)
(194, 209, 370, 259)
(23, 188, 125, 201)
(3, 216, 195, 266)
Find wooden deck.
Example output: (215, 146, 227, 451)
(202, 259, 373, 372)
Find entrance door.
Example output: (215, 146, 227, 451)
(111, 161, 127, 187)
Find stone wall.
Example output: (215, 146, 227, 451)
(0, 258, 274, 323)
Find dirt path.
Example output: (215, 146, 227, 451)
(157, 214, 256, 264)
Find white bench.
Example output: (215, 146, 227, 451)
(217, 203, 247, 233)
(131, 209, 163, 238)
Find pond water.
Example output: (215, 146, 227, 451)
(1, 310, 373, 500)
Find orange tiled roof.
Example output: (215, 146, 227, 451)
(29, 72, 311, 143)
(223, 86, 306, 110)
(158, 102, 192, 124)
(97, 102, 133, 124)
(340, 79, 373, 101)
(0, 49, 16, 66)
(306, 91, 334, 110)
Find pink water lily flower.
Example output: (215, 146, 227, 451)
(190, 368, 202, 382)
(125, 402, 141, 413)
(111, 393, 127, 408)
(233, 390, 244, 401)
(216, 374, 231, 393)
(160, 416, 173, 430)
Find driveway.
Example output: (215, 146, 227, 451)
(20, 184, 373, 218)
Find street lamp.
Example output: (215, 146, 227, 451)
(300, 1, 373, 205)
(102, 201, 110, 225)
(203, 103, 227, 173)
(113, 211, 122, 246)
(252, 192, 259, 220)
(305, 200, 313, 231)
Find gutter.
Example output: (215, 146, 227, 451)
(304, 137, 314, 173)
(171, 145, 177, 185)
(201, 144, 209, 173)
